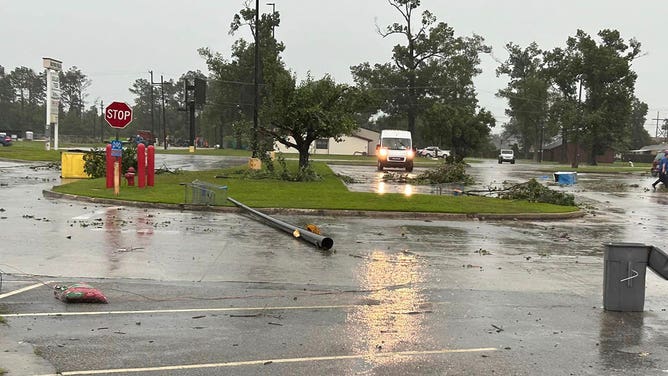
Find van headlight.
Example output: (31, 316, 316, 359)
(378, 148, 388, 157)
(406, 149, 415, 159)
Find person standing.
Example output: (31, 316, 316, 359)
(653, 150, 668, 190)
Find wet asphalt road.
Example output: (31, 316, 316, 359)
(1, 156, 668, 375)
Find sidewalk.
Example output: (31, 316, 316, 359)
(0, 334, 55, 375)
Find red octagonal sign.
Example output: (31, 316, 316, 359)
(105, 101, 133, 129)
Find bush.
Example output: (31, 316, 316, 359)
(83, 148, 106, 178)
(235, 153, 322, 182)
(83, 143, 138, 179)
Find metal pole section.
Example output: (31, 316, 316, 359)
(100, 100, 104, 143)
(185, 79, 195, 149)
(161, 75, 167, 150)
(53, 70, 59, 151)
(252, 0, 260, 157)
(227, 197, 334, 250)
(149, 71, 155, 137)
(45, 68, 52, 150)
(572, 79, 583, 168)
(49, 70, 60, 150)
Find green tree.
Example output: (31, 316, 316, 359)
(552, 30, 641, 165)
(199, 2, 287, 153)
(7, 66, 44, 133)
(0, 65, 17, 130)
(577, 30, 640, 164)
(628, 97, 651, 149)
(541, 30, 642, 166)
(351, 0, 492, 148)
(422, 102, 495, 161)
(496, 42, 551, 161)
(59, 67, 89, 115)
(58, 67, 91, 136)
(543, 42, 583, 165)
(129, 78, 154, 135)
(265, 74, 367, 169)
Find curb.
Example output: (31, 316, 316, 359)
(42, 189, 585, 221)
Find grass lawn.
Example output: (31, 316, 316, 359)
(52, 161, 579, 214)
(1, 141, 653, 173)
(4, 141, 649, 214)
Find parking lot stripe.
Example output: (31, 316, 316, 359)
(34, 347, 497, 375)
(0, 282, 48, 300)
(2, 304, 368, 318)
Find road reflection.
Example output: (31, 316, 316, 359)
(103, 207, 154, 273)
(598, 311, 656, 371)
(346, 250, 429, 368)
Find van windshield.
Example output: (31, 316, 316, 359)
(382, 137, 411, 150)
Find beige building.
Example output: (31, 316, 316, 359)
(274, 128, 380, 156)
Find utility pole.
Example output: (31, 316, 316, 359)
(185, 79, 195, 150)
(99, 100, 104, 143)
(252, 0, 260, 157)
(149, 71, 155, 137)
(160, 75, 167, 150)
(149, 71, 167, 149)
(653, 111, 667, 142)
(539, 120, 544, 163)
(572, 79, 583, 168)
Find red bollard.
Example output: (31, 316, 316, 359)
(106, 144, 113, 188)
(137, 143, 146, 188)
(147, 145, 155, 186)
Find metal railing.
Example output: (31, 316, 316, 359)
(182, 180, 228, 206)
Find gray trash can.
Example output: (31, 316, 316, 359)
(603, 243, 650, 312)
(649, 246, 668, 280)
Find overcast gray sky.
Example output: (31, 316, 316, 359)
(2, 0, 666, 135)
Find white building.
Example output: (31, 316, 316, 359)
(274, 128, 380, 156)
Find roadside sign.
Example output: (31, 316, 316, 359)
(105, 102, 133, 129)
(111, 139, 123, 157)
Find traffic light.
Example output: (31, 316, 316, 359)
(194, 78, 206, 106)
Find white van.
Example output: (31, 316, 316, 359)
(498, 149, 515, 164)
(376, 129, 414, 172)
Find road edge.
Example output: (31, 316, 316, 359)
(42, 189, 585, 221)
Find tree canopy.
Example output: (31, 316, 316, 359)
(351, 0, 494, 158)
(498, 29, 650, 165)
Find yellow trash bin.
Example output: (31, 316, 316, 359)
(249, 157, 262, 170)
(61, 152, 89, 179)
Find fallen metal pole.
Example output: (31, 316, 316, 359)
(227, 197, 334, 250)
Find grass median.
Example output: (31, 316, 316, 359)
(52, 160, 580, 214)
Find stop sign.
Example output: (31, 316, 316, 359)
(105, 101, 133, 129)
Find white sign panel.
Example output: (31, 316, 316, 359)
(42, 57, 62, 71)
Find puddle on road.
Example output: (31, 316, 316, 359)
(345, 249, 432, 369)
(402, 225, 467, 236)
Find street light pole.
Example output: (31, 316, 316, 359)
(572, 77, 583, 168)
(267, 2, 276, 38)
(149, 70, 155, 137)
(99, 100, 104, 143)
(252, 0, 260, 157)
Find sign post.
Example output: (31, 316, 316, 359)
(105, 102, 133, 195)
(43, 57, 62, 150)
